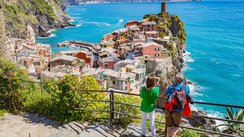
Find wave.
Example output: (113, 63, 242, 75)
(182, 64, 193, 72)
(76, 24, 82, 27)
(210, 58, 223, 64)
(69, 19, 75, 23)
(183, 51, 194, 63)
(118, 19, 124, 23)
(79, 21, 112, 26)
(191, 103, 226, 131)
(232, 73, 241, 77)
(38, 33, 56, 39)
(188, 82, 204, 97)
(47, 29, 56, 33)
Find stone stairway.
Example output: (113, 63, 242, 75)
(49, 122, 164, 137)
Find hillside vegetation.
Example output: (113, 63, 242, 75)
(0, 0, 71, 38)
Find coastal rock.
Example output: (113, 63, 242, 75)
(1, 0, 73, 39)
(188, 110, 216, 130)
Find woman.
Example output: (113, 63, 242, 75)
(140, 76, 159, 137)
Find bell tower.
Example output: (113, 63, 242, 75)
(161, 2, 167, 13)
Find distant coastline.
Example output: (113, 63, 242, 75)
(67, 0, 201, 5)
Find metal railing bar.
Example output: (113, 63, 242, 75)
(73, 109, 240, 137)
(79, 99, 244, 124)
(81, 99, 110, 103)
(77, 89, 108, 92)
(191, 114, 244, 124)
(112, 111, 239, 137)
(82, 89, 244, 109)
(112, 101, 140, 108)
(192, 101, 244, 109)
(79, 109, 110, 113)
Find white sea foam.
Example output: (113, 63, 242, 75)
(183, 51, 194, 63)
(188, 82, 226, 131)
(69, 19, 75, 23)
(191, 103, 226, 131)
(118, 19, 124, 23)
(80, 21, 112, 26)
(210, 58, 223, 64)
(38, 33, 56, 39)
(76, 23, 82, 27)
(47, 29, 56, 33)
(182, 64, 193, 72)
(188, 82, 204, 97)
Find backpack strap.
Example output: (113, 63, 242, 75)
(181, 84, 186, 92)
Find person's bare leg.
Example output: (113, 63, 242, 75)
(170, 127, 179, 137)
(167, 127, 172, 137)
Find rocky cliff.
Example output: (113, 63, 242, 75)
(0, 8, 8, 59)
(0, 0, 72, 38)
(143, 12, 186, 85)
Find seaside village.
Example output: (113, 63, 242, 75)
(7, 3, 180, 94)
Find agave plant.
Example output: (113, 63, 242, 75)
(224, 107, 244, 136)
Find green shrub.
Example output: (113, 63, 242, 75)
(180, 129, 200, 137)
(0, 58, 30, 113)
(148, 15, 156, 22)
(113, 94, 141, 127)
(0, 109, 7, 117)
(24, 75, 107, 123)
(33, 0, 56, 19)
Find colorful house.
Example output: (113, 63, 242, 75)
(99, 56, 121, 69)
(50, 54, 82, 71)
(141, 42, 162, 59)
(142, 21, 158, 32)
(125, 20, 140, 28)
(103, 69, 136, 93)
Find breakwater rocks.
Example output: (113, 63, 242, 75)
(57, 40, 101, 53)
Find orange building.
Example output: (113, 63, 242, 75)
(75, 51, 92, 65)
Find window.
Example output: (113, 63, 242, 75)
(155, 48, 157, 51)
(113, 81, 116, 85)
(158, 48, 160, 51)
(105, 64, 108, 68)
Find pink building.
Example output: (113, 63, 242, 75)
(141, 42, 161, 59)
(100, 56, 121, 69)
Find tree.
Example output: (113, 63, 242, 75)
(0, 58, 29, 112)
(148, 15, 156, 22)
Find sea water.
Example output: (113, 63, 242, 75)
(37, 1, 244, 114)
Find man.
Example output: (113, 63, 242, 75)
(164, 75, 190, 137)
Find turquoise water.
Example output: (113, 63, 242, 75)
(37, 1, 244, 114)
